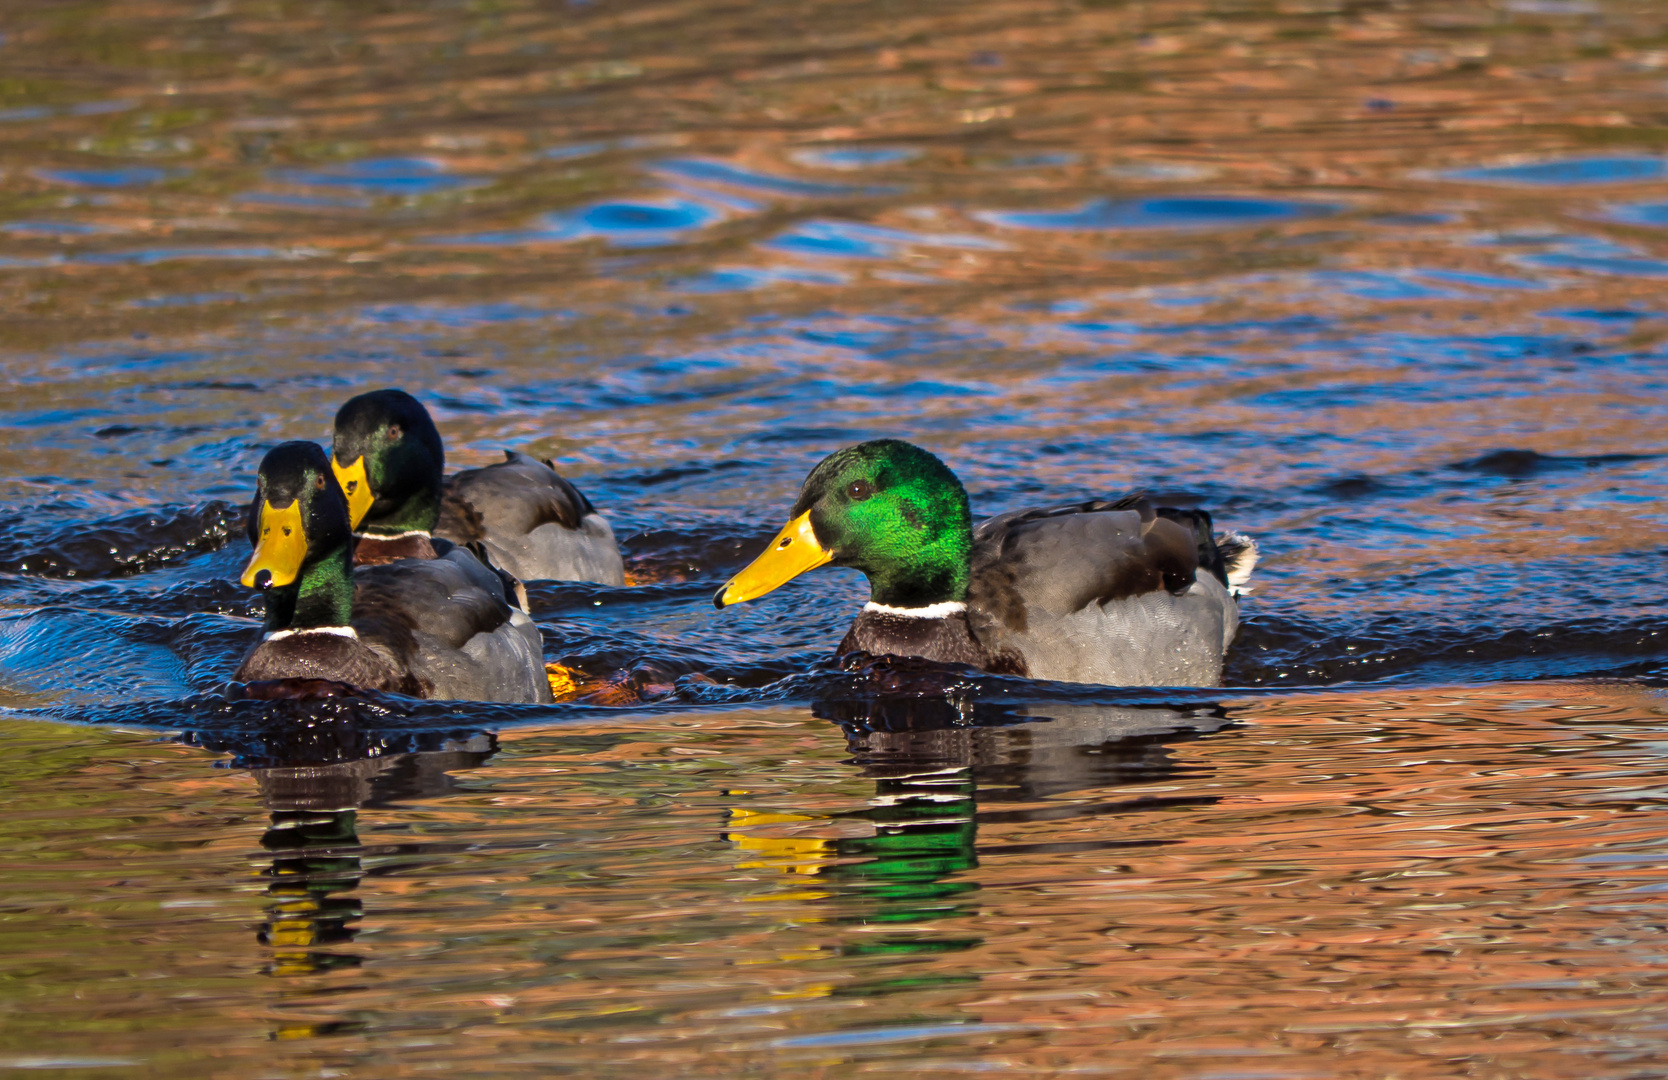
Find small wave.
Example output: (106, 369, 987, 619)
(0, 501, 241, 579)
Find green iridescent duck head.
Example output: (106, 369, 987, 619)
(716, 439, 973, 610)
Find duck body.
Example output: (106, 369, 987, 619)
(346, 547, 550, 702)
(836, 501, 1243, 686)
(438, 451, 625, 585)
(234, 441, 552, 704)
(717, 440, 1255, 689)
(235, 553, 549, 702)
(332, 390, 624, 586)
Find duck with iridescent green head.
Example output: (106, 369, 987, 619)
(714, 439, 1256, 687)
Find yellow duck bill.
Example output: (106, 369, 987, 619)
(241, 499, 307, 588)
(714, 511, 832, 608)
(331, 454, 375, 529)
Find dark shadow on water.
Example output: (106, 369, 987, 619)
(178, 690, 498, 770)
(1450, 448, 1659, 477)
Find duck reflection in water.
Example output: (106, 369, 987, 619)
(725, 662, 1231, 973)
(251, 739, 495, 983)
(180, 711, 495, 1040)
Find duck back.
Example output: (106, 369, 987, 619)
(352, 548, 552, 703)
(965, 498, 1240, 687)
(438, 451, 625, 584)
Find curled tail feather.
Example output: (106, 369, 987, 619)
(1215, 531, 1258, 594)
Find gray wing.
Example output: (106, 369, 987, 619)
(352, 552, 552, 704)
(437, 451, 625, 585)
(967, 502, 1238, 688)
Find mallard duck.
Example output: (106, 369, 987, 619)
(714, 439, 1256, 687)
(330, 389, 625, 584)
(234, 441, 553, 703)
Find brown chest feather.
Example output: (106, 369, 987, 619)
(234, 633, 424, 697)
(353, 534, 440, 565)
(836, 610, 1026, 676)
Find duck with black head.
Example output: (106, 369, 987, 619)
(234, 441, 553, 703)
(330, 389, 625, 585)
(714, 439, 1256, 688)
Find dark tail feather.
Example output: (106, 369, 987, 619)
(1154, 507, 1226, 586)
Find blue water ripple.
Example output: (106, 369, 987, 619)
(979, 196, 1334, 231)
(1441, 156, 1668, 186)
(267, 157, 487, 195)
(651, 157, 887, 197)
(34, 167, 173, 188)
(429, 196, 725, 248)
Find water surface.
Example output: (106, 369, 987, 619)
(5, 0, 1668, 1072)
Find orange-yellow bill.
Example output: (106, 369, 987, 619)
(714, 510, 831, 608)
(331, 454, 374, 529)
(241, 499, 306, 588)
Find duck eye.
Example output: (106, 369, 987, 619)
(315, 475, 326, 490)
(847, 480, 874, 501)
(386, 423, 402, 442)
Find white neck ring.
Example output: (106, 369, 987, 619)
(863, 600, 967, 619)
(264, 626, 359, 642)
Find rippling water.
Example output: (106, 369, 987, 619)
(6, 0, 1668, 1071)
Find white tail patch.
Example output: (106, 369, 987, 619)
(1217, 532, 1259, 593)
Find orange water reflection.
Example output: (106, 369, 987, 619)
(5, 683, 1668, 1072)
